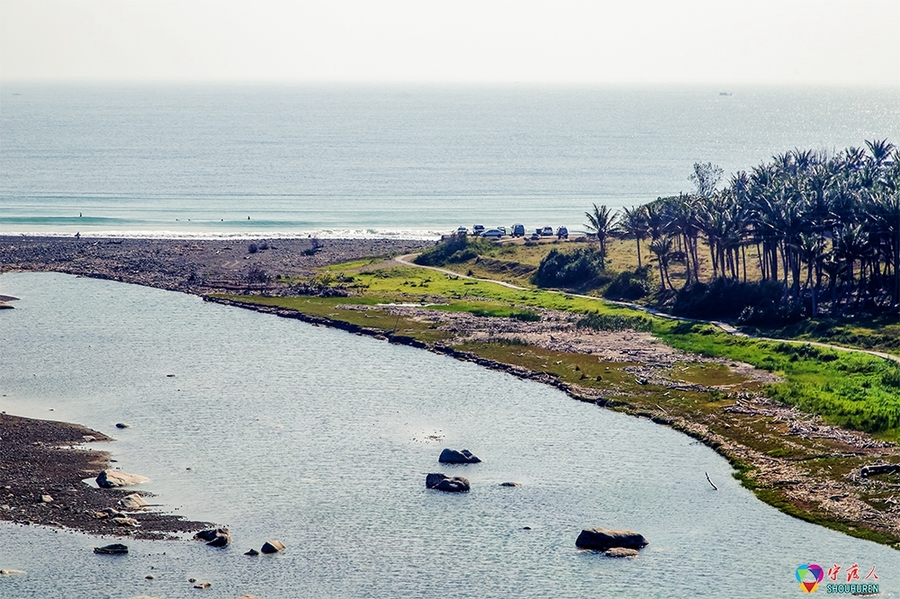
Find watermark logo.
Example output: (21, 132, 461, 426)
(796, 564, 824, 594)
(795, 563, 879, 594)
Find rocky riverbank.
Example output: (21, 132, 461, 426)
(0, 235, 433, 293)
(0, 413, 211, 539)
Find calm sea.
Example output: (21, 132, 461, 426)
(0, 272, 897, 598)
(2, 84, 899, 238)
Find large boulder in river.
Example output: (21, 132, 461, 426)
(94, 543, 129, 555)
(95, 470, 150, 488)
(425, 472, 470, 493)
(575, 528, 648, 551)
(261, 540, 286, 554)
(438, 448, 481, 464)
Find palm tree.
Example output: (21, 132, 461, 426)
(616, 205, 649, 268)
(649, 235, 674, 291)
(584, 203, 616, 265)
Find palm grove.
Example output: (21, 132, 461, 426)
(581, 139, 900, 323)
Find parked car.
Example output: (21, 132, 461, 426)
(457, 226, 468, 236)
(473, 224, 485, 235)
(556, 226, 569, 239)
(482, 229, 504, 240)
(540, 226, 554, 237)
(512, 224, 525, 237)
(497, 226, 507, 235)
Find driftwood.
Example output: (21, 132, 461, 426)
(705, 471, 718, 491)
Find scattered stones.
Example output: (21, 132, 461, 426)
(194, 527, 231, 548)
(94, 543, 129, 554)
(260, 540, 286, 554)
(575, 528, 648, 551)
(244, 549, 260, 556)
(438, 448, 481, 464)
(604, 547, 640, 558)
(425, 472, 470, 493)
(115, 423, 131, 429)
(96, 470, 150, 488)
(119, 493, 149, 510)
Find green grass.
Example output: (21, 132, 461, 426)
(655, 320, 900, 439)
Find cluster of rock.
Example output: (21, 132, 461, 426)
(427, 448, 647, 558)
(191, 527, 286, 556)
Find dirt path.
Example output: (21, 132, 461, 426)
(394, 253, 900, 366)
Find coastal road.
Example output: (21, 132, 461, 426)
(393, 253, 900, 366)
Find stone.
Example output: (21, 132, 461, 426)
(94, 543, 129, 554)
(0, 569, 27, 575)
(425, 472, 470, 493)
(605, 547, 640, 558)
(438, 448, 481, 464)
(260, 540, 285, 554)
(193, 581, 212, 589)
(96, 470, 150, 488)
(235, 596, 261, 599)
(40, 494, 53, 503)
(194, 528, 231, 548)
(115, 422, 131, 429)
(499, 482, 521, 487)
(244, 549, 260, 556)
(112, 517, 140, 527)
(575, 528, 648, 551)
(119, 493, 149, 510)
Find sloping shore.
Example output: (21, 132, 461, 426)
(0, 413, 211, 539)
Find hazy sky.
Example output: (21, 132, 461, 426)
(1, 0, 898, 86)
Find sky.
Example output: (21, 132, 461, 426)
(1, 0, 899, 86)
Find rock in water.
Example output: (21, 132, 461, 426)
(260, 540, 286, 554)
(575, 528, 648, 551)
(244, 549, 260, 556)
(95, 470, 150, 488)
(115, 422, 131, 429)
(194, 528, 231, 547)
(425, 472, 470, 493)
(94, 543, 129, 555)
(118, 493, 149, 510)
(438, 448, 481, 464)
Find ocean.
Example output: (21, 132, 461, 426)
(2, 84, 899, 238)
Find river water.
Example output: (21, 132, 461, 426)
(0, 272, 896, 598)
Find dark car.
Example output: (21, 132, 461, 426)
(512, 224, 525, 237)
(556, 226, 569, 239)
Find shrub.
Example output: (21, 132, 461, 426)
(532, 247, 608, 288)
(671, 278, 797, 324)
(415, 235, 494, 266)
(576, 312, 653, 332)
(603, 266, 655, 300)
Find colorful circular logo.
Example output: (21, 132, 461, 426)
(796, 564, 824, 593)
